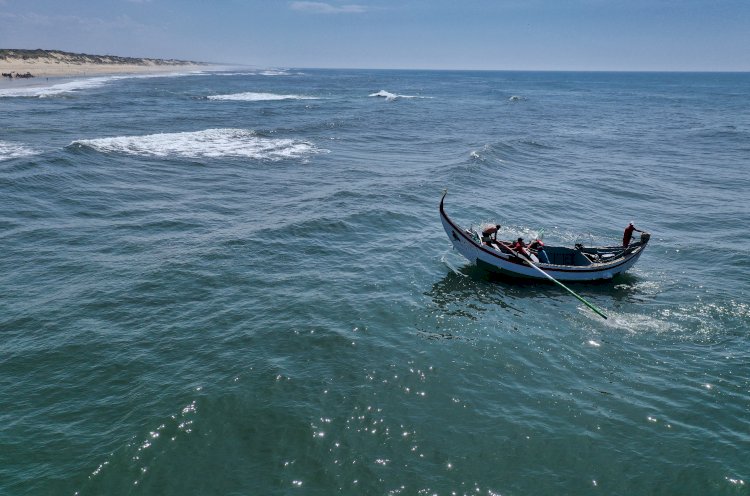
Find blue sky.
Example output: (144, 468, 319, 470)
(1, 0, 748, 71)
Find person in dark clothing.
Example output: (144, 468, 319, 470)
(622, 222, 643, 247)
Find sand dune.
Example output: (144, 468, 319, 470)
(0, 49, 207, 77)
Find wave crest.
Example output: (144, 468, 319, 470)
(207, 92, 319, 102)
(0, 72, 203, 98)
(68, 129, 324, 160)
(368, 90, 430, 101)
(0, 77, 113, 98)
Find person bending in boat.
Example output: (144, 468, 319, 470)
(622, 222, 643, 247)
(528, 238, 550, 264)
(481, 224, 501, 246)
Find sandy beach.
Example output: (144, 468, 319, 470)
(0, 49, 207, 78)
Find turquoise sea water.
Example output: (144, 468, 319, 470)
(1, 69, 748, 495)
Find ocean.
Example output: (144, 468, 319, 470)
(1, 69, 748, 495)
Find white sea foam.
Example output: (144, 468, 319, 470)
(592, 308, 678, 334)
(207, 92, 319, 102)
(259, 69, 296, 76)
(369, 90, 398, 101)
(369, 90, 431, 101)
(205, 69, 301, 77)
(0, 72, 205, 98)
(0, 77, 115, 98)
(0, 141, 40, 161)
(112, 71, 207, 80)
(210, 72, 259, 77)
(69, 128, 323, 161)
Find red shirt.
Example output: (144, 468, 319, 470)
(529, 240, 543, 250)
(623, 225, 636, 246)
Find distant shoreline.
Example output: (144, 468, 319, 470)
(0, 49, 209, 78)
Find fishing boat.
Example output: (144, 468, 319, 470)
(440, 192, 649, 282)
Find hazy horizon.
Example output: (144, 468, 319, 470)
(1, 1, 749, 72)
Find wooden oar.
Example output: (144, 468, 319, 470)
(512, 249, 609, 320)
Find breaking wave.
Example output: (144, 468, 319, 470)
(68, 129, 324, 160)
(0, 77, 113, 98)
(0, 72, 203, 98)
(368, 90, 431, 101)
(207, 69, 302, 77)
(0, 140, 40, 161)
(207, 92, 319, 102)
(258, 69, 296, 76)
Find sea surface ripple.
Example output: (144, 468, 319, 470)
(1, 69, 748, 495)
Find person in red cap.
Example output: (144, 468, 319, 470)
(622, 222, 643, 247)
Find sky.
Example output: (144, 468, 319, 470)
(1, 0, 748, 71)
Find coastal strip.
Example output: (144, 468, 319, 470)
(0, 49, 209, 78)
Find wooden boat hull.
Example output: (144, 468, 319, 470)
(440, 192, 648, 282)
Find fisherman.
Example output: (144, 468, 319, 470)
(622, 222, 643, 247)
(528, 238, 549, 264)
(511, 237, 530, 257)
(481, 224, 501, 246)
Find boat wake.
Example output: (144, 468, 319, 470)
(587, 308, 678, 333)
(588, 298, 749, 338)
(440, 253, 468, 277)
(68, 128, 325, 161)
